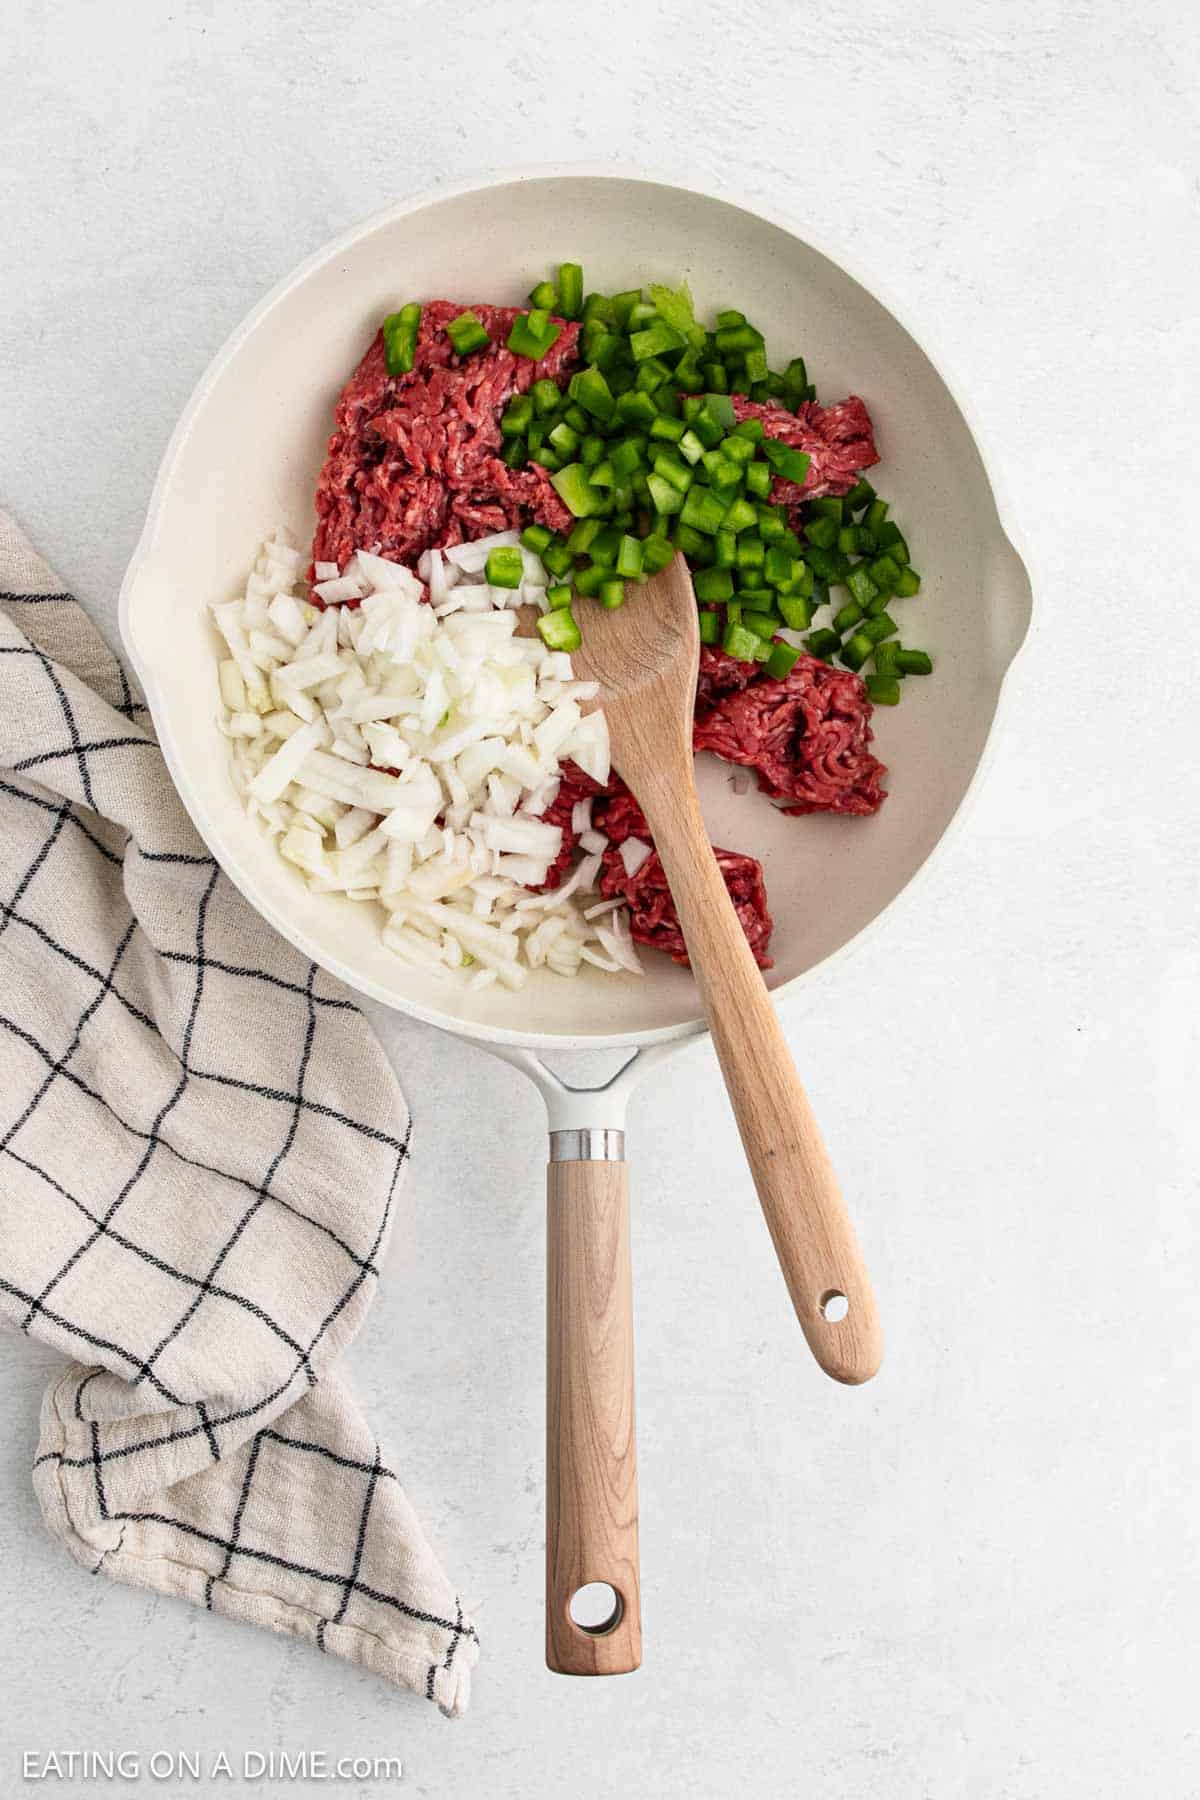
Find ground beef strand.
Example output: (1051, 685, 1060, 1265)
(313, 301, 581, 574)
(693, 647, 886, 816)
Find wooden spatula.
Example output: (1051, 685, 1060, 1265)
(542, 555, 883, 1677)
(572, 553, 884, 1383)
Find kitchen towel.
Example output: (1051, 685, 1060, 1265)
(0, 514, 477, 1716)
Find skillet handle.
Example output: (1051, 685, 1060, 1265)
(545, 1133, 641, 1675)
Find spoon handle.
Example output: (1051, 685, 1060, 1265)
(546, 1152, 642, 1674)
(638, 770, 883, 1385)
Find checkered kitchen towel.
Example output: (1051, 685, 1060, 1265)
(0, 514, 477, 1715)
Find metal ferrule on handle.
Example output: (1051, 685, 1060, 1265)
(550, 1129, 626, 1162)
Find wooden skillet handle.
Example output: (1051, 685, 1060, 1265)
(638, 776, 883, 1386)
(545, 1143, 642, 1674)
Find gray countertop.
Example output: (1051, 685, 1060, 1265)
(3, 2, 1197, 1795)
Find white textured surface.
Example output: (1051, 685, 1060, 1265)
(2, 2, 1197, 1796)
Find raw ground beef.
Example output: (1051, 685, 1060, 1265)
(535, 764, 773, 969)
(311, 307, 887, 971)
(693, 647, 886, 817)
(600, 845, 774, 971)
(312, 301, 582, 574)
(731, 394, 878, 506)
(536, 764, 608, 891)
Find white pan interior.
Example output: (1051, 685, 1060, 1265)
(121, 171, 1032, 1050)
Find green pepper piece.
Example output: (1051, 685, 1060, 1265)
(446, 311, 491, 356)
(742, 608, 781, 639)
(777, 593, 814, 632)
(548, 421, 580, 457)
(894, 567, 921, 598)
(573, 562, 607, 597)
(804, 514, 839, 550)
(861, 611, 898, 644)
(640, 534, 674, 573)
(722, 621, 763, 663)
(557, 263, 584, 320)
(698, 609, 721, 645)
(703, 453, 742, 490)
(635, 356, 673, 392)
(673, 351, 705, 391)
(532, 377, 561, 416)
(743, 347, 769, 385)
(615, 535, 644, 580)
(630, 323, 686, 362)
(876, 522, 910, 563)
(484, 547, 523, 589)
(610, 437, 646, 479)
(646, 472, 685, 515)
(719, 433, 755, 467)
(839, 631, 874, 672)
(568, 366, 616, 421)
(765, 641, 801, 680)
(694, 566, 734, 603)
(762, 440, 812, 486)
(895, 647, 934, 675)
(537, 606, 582, 652)
(652, 451, 693, 494)
(382, 303, 422, 375)
(679, 487, 730, 535)
(722, 496, 758, 535)
(805, 628, 840, 660)
(764, 546, 793, 588)
(542, 540, 575, 577)
(845, 564, 879, 609)
(615, 390, 658, 428)
(546, 584, 574, 611)
(714, 323, 764, 353)
(501, 395, 535, 438)
(550, 463, 603, 518)
(609, 287, 642, 330)
(599, 577, 626, 610)
(565, 517, 601, 553)
(580, 293, 614, 325)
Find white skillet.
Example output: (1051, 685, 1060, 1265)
(119, 167, 1034, 1674)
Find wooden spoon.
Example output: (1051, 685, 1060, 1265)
(572, 553, 883, 1383)
(542, 555, 883, 1675)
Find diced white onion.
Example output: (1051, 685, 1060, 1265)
(619, 837, 652, 878)
(214, 529, 636, 985)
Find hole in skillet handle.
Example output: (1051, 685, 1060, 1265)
(569, 1583, 624, 1636)
(821, 1290, 849, 1323)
